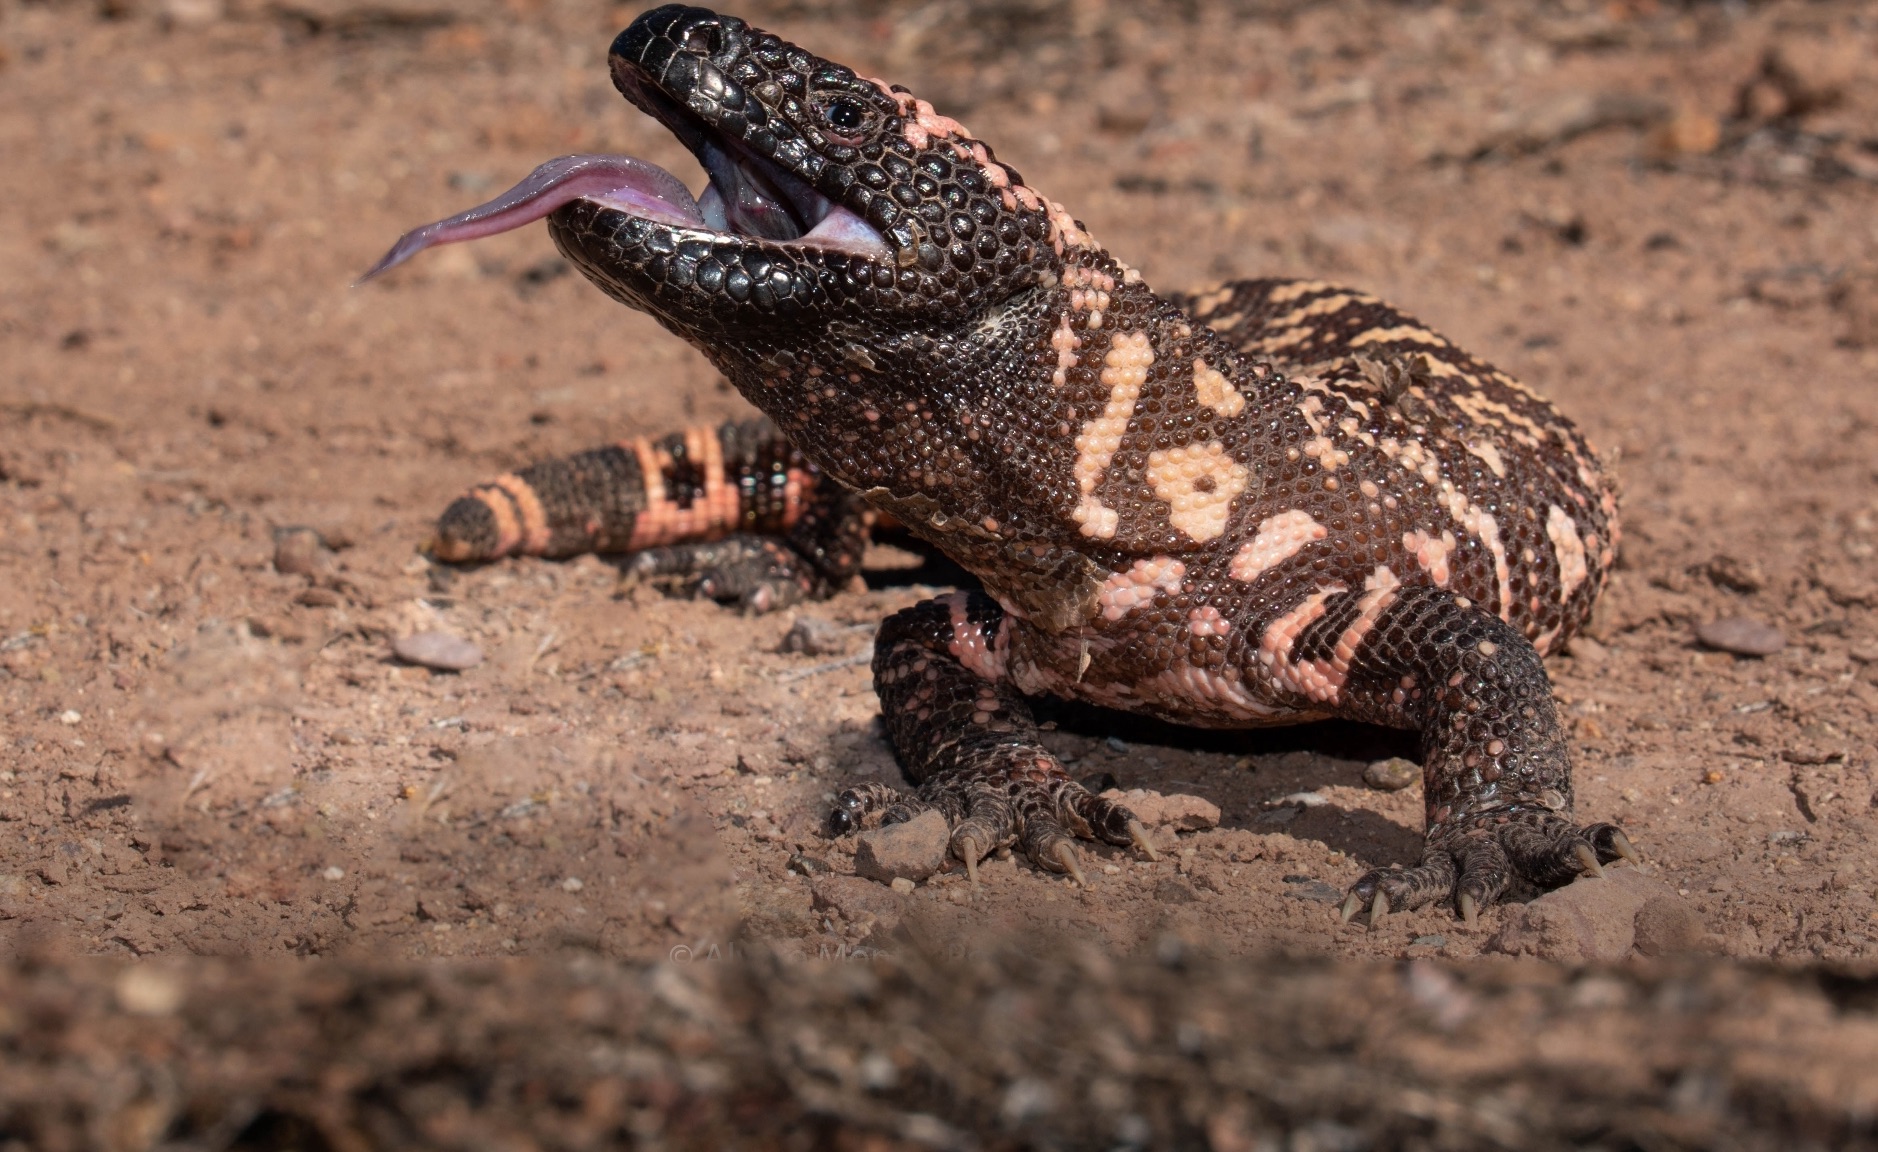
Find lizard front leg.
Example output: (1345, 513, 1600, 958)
(429, 418, 867, 611)
(1281, 582, 1637, 926)
(829, 592, 1153, 883)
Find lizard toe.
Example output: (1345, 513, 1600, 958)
(1344, 847, 1460, 924)
(1343, 813, 1639, 926)
(1497, 813, 1636, 888)
(826, 781, 904, 837)
(830, 762, 1147, 885)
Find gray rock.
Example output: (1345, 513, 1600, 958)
(392, 630, 484, 671)
(1488, 868, 1708, 962)
(854, 809, 949, 883)
(1695, 616, 1785, 657)
(1363, 758, 1420, 791)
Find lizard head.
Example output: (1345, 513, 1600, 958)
(365, 4, 1089, 341)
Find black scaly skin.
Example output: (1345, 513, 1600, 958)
(432, 5, 1633, 921)
(833, 592, 1142, 877)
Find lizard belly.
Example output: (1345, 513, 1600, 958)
(1004, 616, 1317, 729)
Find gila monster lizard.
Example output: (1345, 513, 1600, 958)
(366, 4, 1635, 924)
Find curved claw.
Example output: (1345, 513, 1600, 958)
(1054, 842, 1088, 887)
(1126, 819, 1159, 862)
(1610, 829, 1641, 867)
(1573, 841, 1605, 879)
(1369, 891, 1390, 930)
(1340, 892, 1364, 924)
(1457, 892, 1479, 929)
(958, 835, 981, 888)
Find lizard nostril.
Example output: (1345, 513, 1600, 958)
(682, 23, 721, 57)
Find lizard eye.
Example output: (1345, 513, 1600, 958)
(816, 97, 872, 140)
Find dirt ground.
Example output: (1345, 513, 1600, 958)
(3, 0, 1878, 1137)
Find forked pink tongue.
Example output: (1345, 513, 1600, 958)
(359, 154, 703, 282)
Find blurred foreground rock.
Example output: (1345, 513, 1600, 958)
(1, 948, 1874, 1151)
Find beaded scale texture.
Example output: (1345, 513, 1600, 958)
(373, 4, 1637, 923)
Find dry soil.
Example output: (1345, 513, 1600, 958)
(3, 0, 1878, 1142)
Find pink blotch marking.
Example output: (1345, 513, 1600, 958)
(1258, 568, 1401, 705)
(1401, 528, 1457, 587)
(1188, 606, 1230, 638)
(940, 591, 1010, 681)
(1098, 557, 1186, 622)
(1230, 510, 1327, 583)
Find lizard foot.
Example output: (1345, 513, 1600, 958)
(828, 763, 1151, 886)
(620, 535, 816, 613)
(1339, 813, 1637, 929)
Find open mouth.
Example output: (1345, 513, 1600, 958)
(361, 79, 889, 282)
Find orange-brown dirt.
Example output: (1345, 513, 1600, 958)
(3, 0, 1878, 1144)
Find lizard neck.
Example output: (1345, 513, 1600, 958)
(713, 247, 1281, 569)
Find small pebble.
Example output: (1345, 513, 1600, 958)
(1363, 758, 1419, 791)
(786, 853, 830, 877)
(1263, 791, 1328, 810)
(560, 876, 584, 893)
(1566, 635, 1609, 663)
(115, 968, 185, 1018)
(1282, 878, 1345, 904)
(272, 525, 331, 576)
(321, 866, 345, 881)
(1694, 616, 1785, 657)
(777, 616, 853, 656)
(59, 710, 81, 726)
(393, 630, 484, 671)
(889, 877, 916, 894)
(1412, 934, 1447, 948)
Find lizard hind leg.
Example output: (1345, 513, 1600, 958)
(1310, 583, 1636, 923)
(828, 593, 1145, 882)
